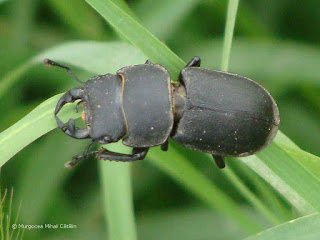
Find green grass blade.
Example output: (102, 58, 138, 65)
(256, 143, 320, 212)
(47, 0, 108, 39)
(84, 0, 185, 78)
(276, 142, 320, 179)
(147, 147, 262, 233)
(223, 167, 282, 225)
(221, 0, 239, 71)
(245, 213, 320, 240)
(99, 161, 137, 240)
(136, 0, 200, 40)
(0, 94, 75, 167)
(240, 153, 315, 215)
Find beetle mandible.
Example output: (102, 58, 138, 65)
(44, 57, 280, 169)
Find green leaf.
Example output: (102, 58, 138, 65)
(136, 0, 200, 40)
(47, 0, 108, 39)
(221, 0, 239, 71)
(147, 146, 262, 233)
(84, 0, 185, 78)
(0, 94, 73, 167)
(99, 161, 137, 240)
(245, 213, 320, 240)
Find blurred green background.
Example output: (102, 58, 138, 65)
(0, 0, 319, 239)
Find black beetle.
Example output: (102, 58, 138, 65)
(44, 57, 280, 169)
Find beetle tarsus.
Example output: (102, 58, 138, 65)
(65, 141, 97, 168)
(97, 147, 149, 162)
(212, 155, 226, 169)
(185, 56, 201, 67)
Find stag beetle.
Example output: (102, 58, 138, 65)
(44, 57, 280, 169)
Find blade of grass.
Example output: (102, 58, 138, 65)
(222, 167, 282, 225)
(147, 146, 262, 233)
(84, 0, 185, 79)
(99, 160, 137, 240)
(221, 0, 239, 71)
(233, 160, 292, 221)
(245, 213, 320, 240)
(240, 154, 315, 215)
(0, 188, 4, 240)
(0, 94, 77, 167)
(47, 0, 108, 39)
(136, 0, 200, 40)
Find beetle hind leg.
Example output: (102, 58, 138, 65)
(97, 147, 149, 162)
(212, 155, 226, 169)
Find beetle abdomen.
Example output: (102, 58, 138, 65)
(117, 64, 174, 147)
(172, 68, 280, 156)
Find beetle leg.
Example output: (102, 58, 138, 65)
(65, 140, 97, 168)
(55, 87, 90, 139)
(145, 59, 152, 64)
(185, 56, 201, 67)
(212, 155, 226, 169)
(97, 147, 149, 162)
(161, 140, 169, 151)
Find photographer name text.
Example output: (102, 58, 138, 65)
(12, 223, 77, 230)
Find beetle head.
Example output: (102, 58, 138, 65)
(83, 75, 127, 144)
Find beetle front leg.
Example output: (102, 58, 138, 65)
(65, 140, 97, 167)
(97, 147, 149, 162)
(212, 155, 226, 169)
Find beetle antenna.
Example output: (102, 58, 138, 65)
(44, 58, 85, 84)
